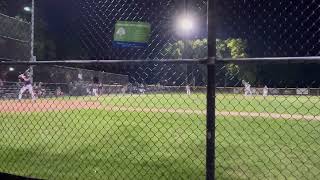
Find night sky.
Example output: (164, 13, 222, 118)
(216, 0, 320, 57)
(36, 0, 320, 59)
(35, 0, 207, 60)
(2, 0, 320, 58)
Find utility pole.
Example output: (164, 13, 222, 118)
(30, 0, 35, 83)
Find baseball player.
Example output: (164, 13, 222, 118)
(18, 72, 35, 100)
(186, 85, 191, 95)
(242, 80, 252, 96)
(92, 77, 99, 96)
(92, 84, 99, 96)
(263, 85, 269, 96)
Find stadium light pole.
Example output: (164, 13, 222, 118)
(24, 0, 35, 82)
(31, 0, 35, 63)
(178, 0, 197, 86)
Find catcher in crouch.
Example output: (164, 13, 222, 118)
(18, 72, 36, 100)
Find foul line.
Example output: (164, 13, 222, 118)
(103, 105, 320, 121)
(216, 111, 320, 121)
(1, 99, 319, 121)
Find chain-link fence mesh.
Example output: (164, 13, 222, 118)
(216, 0, 320, 57)
(0, 62, 207, 179)
(215, 1, 320, 178)
(2, 0, 320, 179)
(0, 1, 8, 15)
(0, 65, 130, 98)
(215, 62, 320, 179)
(0, 14, 30, 61)
(34, 0, 208, 60)
(0, 0, 31, 61)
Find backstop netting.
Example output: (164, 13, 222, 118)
(0, 12, 30, 61)
(0, 65, 130, 98)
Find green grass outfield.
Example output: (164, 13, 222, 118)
(0, 93, 320, 179)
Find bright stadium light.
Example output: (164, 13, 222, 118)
(24, 6, 31, 12)
(178, 16, 194, 32)
(176, 14, 196, 37)
(9, 67, 15, 72)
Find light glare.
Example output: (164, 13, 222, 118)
(179, 17, 194, 32)
(24, 6, 31, 12)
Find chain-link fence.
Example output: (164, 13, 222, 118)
(2, 0, 320, 179)
(34, 0, 208, 60)
(214, 0, 320, 179)
(0, 0, 31, 61)
(216, 0, 320, 57)
(214, 61, 320, 180)
(0, 61, 207, 180)
(0, 13, 30, 61)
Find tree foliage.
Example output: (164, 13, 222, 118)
(164, 38, 256, 85)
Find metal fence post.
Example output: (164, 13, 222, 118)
(206, 63, 215, 180)
(30, 0, 35, 83)
(207, 0, 216, 179)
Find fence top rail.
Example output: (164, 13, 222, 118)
(4, 57, 320, 65)
(216, 56, 320, 64)
(0, 13, 30, 25)
(0, 59, 208, 65)
(50, 65, 129, 77)
(0, 35, 30, 44)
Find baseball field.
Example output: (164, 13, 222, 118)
(0, 93, 319, 179)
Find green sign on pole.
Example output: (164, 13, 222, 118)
(113, 21, 151, 48)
